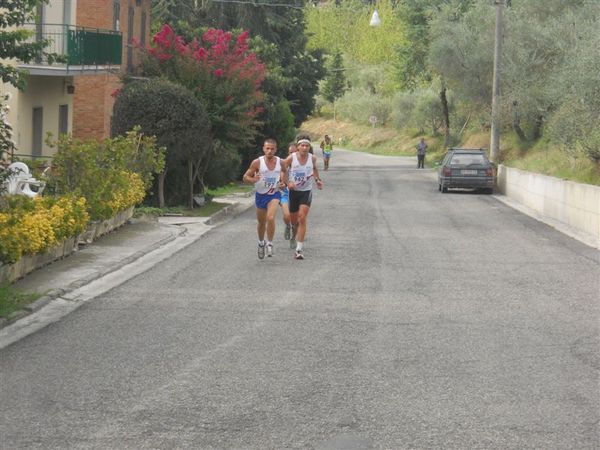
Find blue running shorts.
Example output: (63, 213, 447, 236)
(255, 191, 281, 210)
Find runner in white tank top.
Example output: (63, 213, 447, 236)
(282, 135, 323, 260)
(289, 151, 314, 192)
(255, 155, 282, 195)
(243, 138, 287, 259)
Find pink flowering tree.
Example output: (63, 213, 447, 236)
(140, 25, 266, 152)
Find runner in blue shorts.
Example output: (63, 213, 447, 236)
(242, 138, 286, 259)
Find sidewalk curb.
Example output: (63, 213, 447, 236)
(21, 224, 186, 315)
(0, 198, 253, 331)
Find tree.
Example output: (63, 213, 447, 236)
(111, 79, 211, 208)
(0, 0, 60, 90)
(153, 0, 325, 127)
(141, 25, 266, 151)
(322, 51, 346, 104)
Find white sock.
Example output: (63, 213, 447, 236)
(296, 242, 303, 251)
(267, 241, 273, 246)
(258, 240, 265, 246)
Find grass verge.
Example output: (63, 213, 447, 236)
(301, 116, 600, 185)
(0, 283, 40, 318)
(134, 183, 253, 218)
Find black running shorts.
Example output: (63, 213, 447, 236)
(289, 189, 312, 213)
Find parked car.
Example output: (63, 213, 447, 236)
(438, 148, 495, 194)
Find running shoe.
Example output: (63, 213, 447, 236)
(294, 250, 304, 260)
(266, 243, 273, 257)
(289, 237, 296, 249)
(258, 243, 265, 260)
(284, 224, 291, 240)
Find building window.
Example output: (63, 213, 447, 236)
(113, 1, 120, 31)
(141, 11, 146, 46)
(136, 0, 142, 5)
(32, 107, 43, 157)
(58, 105, 69, 136)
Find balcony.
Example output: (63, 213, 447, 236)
(19, 24, 122, 75)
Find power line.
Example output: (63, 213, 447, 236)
(210, 0, 306, 10)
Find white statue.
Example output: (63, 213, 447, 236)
(2, 162, 46, 198)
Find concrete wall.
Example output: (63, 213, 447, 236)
(497, 165, 600, 246)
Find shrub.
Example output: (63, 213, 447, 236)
(336, 89, 392, 125)
(112, 78, 211, 207)
(0, 195, 88, 264)
(47, 130, 164, 220)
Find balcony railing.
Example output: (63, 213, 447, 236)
(21, 23, 122, 69)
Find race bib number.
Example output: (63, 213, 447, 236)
(263, 176, 277, 189)
(293, 171, 306, 183)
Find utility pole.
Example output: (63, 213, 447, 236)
(490, 0, 504, 163)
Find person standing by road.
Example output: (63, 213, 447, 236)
(320, 134, 334, 171)
(416, 137, 427, 169)
(280, 142, 297, 241)
(283, 135, 323, 260)
(242, 138, 286, 259)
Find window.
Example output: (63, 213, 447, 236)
(58, 105, 69, 136)
(450, 154, 486, 166)
(113, 1, 120, 31)
(32, 107, 43, 157)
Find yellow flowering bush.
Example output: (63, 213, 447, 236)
(106, 172, 146, 214)
(47, 129, 164, 220)
(0, 195, 88, 264)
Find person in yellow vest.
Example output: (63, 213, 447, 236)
(319, 134, 333, 171)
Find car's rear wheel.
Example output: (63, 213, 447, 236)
(441, 184, 448, 193)
(438, 183, 441, 191)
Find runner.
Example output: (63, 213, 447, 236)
(320, 134, 333, 171)
(280, 142, 297, 241)
(282, 135, 324, 260)
(242, 138, 286, 259)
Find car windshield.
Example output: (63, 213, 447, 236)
(450, 153, 487, 166)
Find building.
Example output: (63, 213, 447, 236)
(2, 0, 151, 160)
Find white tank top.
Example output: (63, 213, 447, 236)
(290, 152, 314, 192)
(255, 156, 281, 194)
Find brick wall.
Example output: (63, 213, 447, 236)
(72, 73, 121, 140)
(76, 0, 113, 29)
(72, 0, 152, 141)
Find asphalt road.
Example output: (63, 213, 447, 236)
(1, 150, 599, 449)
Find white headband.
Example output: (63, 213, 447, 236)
(297, 139, 311, 145)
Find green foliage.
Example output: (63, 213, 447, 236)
(0, 283, 40, 318)
(0, 0, 64, 90)
(0, 94, 15, 168)
(321, 51, 347, 104)
(112, 78, 212, 204)
(305, 0, 405, 65)
(48, 130, 164, 220)
(336, 89, 392, 126)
